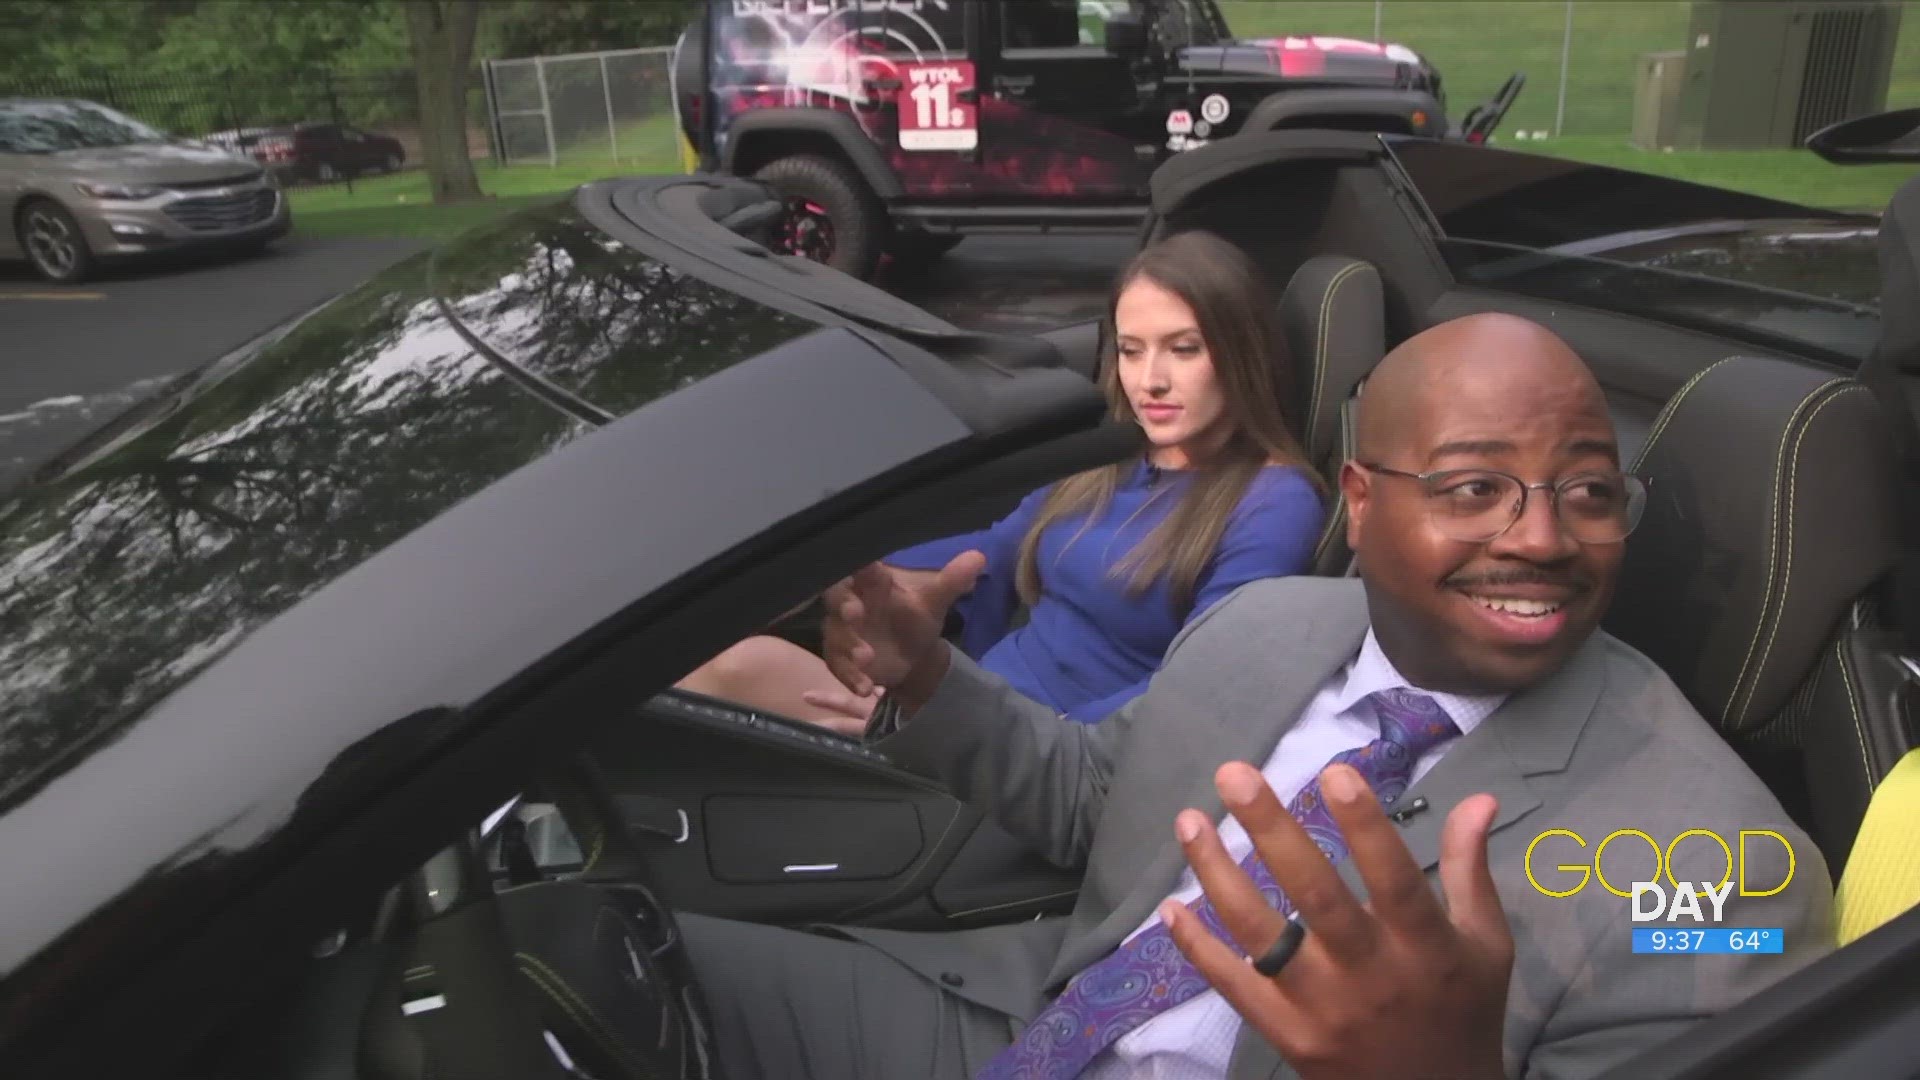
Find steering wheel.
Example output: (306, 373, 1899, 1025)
(359, 800, 717, 1080)
(1463, 72, 1527, 144)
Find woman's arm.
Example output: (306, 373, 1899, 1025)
(1062, 469, 1327, 723)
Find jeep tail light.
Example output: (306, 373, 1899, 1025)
(255, 136, 295, 162)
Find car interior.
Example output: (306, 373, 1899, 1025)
(108, 130, 1920, 1079)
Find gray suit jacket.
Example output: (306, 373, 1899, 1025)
(846, 576, 1834, 1080)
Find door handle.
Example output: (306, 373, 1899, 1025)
(956, 88, 978, 104)
(994, 74, 1034, 91)
(864, 76, 903, 91)
(621, 794, 691, 844)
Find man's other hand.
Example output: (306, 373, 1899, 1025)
(1161, 762, 1514, 1080)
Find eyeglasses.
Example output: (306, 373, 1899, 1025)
(1357, 462, 1650, 544)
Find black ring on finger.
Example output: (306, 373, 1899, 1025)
(1250, 915, 1306, 977)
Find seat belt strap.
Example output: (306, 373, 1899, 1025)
(1835, 747, 1920, 944)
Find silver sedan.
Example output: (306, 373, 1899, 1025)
(0, 97, 292, 283)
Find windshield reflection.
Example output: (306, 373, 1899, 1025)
(0, 99, 167, 153)
(1630, 227, 1882, 308)
(0, 255, 585, 814)
(0, 195, 829, 820)
(433, 202, 817, 414)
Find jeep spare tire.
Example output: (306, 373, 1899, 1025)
(753, 154, 886, 279)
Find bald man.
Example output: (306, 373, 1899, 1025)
(674, 314, 1832, 1080)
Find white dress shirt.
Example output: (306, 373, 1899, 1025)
(1080, 629, 1508, 1080)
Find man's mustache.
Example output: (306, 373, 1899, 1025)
(1443, 567, 1594, 592)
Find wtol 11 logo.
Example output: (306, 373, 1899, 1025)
(1525, 829, 1795, 955)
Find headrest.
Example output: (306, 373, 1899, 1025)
(1604, 355, 1904, 739)
(1306, 392, 1362, 577)
(1279, 255, 1384, 471)
(1876, 175, 1920, 380)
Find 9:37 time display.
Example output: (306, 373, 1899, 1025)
(1631, 928, 1783, 954)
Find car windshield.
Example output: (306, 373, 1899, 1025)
(0, 99, 168, 154)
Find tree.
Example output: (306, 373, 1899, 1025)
(0, 1, 187, 85)
(403, 0, 484, 204)
(480, 0, 699, 59)
(152, 1, 408, 78)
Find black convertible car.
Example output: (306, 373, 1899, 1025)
(2, 108, 1918, 1079)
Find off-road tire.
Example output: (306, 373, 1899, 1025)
(753, 153, 886, 279)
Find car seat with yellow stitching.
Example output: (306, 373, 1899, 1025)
(1826, 164, 1920, 945)
(1276, 255, 1385, 576)
(1602, 354, 1911, 882)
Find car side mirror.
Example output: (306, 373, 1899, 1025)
(1105, 13, 1149, 53)
(1806, 107, 1920, 164)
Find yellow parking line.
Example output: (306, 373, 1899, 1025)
(0, 290, 105, 300)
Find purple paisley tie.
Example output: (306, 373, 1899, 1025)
(977, 687, 1461, 1080)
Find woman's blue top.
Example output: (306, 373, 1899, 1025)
(884, 459, 1325, 723)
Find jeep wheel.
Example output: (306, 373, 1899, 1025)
(753, 154, 885, 279)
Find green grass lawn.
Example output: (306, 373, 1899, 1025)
(1218, 1, 1920, 211)
(1217, 1, 1920, 140)
(545, 112, 684, 171)
(289, 112, 684, 243)
(287, 162, 641, 242)
(1219, 1, 1699, 138)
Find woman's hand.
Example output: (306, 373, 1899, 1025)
(798, 686, 882, 736)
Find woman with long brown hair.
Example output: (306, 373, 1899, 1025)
(679, 230, 1327, 733)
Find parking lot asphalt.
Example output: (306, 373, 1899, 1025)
(0, 235, 424, 488)
(0, 231, 1132, 491)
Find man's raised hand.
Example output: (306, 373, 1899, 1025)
(1161, 762, 1514, 1080)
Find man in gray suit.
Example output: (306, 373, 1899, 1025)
(676, 313, 1833, 1080)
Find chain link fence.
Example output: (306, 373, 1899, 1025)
(1, 68, 495, 191)
(1215, 1, 1920, 148)
(482, 46, 677, 172)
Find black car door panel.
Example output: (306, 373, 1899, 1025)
(702, 794, 927, 884)
(574, 692, 1082, 930)
(929, 811, 1083, 924)
(977, 0, 1154, 199)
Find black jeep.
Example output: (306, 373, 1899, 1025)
(671, 0, 1523, 280)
